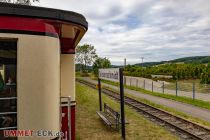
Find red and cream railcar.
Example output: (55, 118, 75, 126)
(0, 3, 88, 140)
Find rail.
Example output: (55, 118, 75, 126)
(0, 126, 17, 131)
(0, 97, 17, 100)
(0, 96, 17, 131)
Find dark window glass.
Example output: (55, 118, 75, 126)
(0, 39, 17, 140)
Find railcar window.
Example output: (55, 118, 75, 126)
(0, 39, 17, 140)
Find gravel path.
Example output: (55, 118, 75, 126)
(81, 77, 210, 123)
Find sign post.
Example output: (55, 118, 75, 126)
(99, 68, 126, 139)
(119, 68, 125, 139)
(98, 78, 102, 111)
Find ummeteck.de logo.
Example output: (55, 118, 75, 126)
(3, 130, 64, 138)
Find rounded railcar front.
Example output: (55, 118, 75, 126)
(0, 3, 88, 140)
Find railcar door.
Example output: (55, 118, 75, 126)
(0, 39, 17, 140)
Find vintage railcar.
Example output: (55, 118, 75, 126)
(0, 3, 88, 140)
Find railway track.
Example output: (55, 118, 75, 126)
(77, 79, 210, 140)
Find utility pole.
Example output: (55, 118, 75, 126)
(124, 58, 126, 68)
(140, 57, 144, 67)
(140, 57, 144, 77)
(124, 58, 126, 85)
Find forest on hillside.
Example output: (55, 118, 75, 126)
(136, 56, 210, 67)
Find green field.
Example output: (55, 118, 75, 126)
(76, 83, 177, 140)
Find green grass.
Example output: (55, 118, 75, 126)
(76, 83, 177, 140)
(100, 79, 210, 110)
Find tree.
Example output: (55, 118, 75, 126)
(0, 0, 39, 5)
(76, 44, 97, 72)
(92, 57, 111, 76)
(208, 62, 210, 68)
(200, 67, 210, 84)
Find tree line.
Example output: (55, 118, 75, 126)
(75, 44, 210, 84)
(125, 63, 210, 84)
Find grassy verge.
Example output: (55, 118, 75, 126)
(76, 83, 177, 140)
(100, 79, 210, 110)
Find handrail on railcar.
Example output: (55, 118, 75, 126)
(60, 96, 71, 140)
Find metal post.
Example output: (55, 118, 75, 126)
(162, 82, 164, 94)
(152, 81, 153, 92)
(193, 83, 195, 100)
(176, 81, 178, 96)
(61, 96, 72, 140)
(67, 96, 71, 140)
(98, 78, 102, 111)
(119, 68, 125, 139)
(143, 80, 145, 89)
(124, 76, 126, 86)
(130, 78, 131, 86)
(136, 79, 138, 88)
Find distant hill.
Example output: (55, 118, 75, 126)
(111, 65, 123, 68)
(75, 56, 210, 70)
(135, 56, 210, 67)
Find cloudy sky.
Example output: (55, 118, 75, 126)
(35, 0, 210, 65)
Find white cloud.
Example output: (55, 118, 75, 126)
(35, 0, 210, 65)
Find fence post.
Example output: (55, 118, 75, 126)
(193, 83, 195, 100)
(124, 76, 127, 85)
(136, 79, 138, 88)
(162, 82, 164, 94)
(130, 78, 131, 86)
(144, 80, 145, 89)
(176, 81, 178, 96)
(152, 81, 153, 92)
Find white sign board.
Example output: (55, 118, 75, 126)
(99, 68, 120, 82)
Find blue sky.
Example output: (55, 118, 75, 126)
(35, 0, 210, 65)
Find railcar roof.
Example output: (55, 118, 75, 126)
(0, 2, 88, 30)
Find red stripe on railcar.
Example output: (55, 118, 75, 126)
(0, 16, 58, 36)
